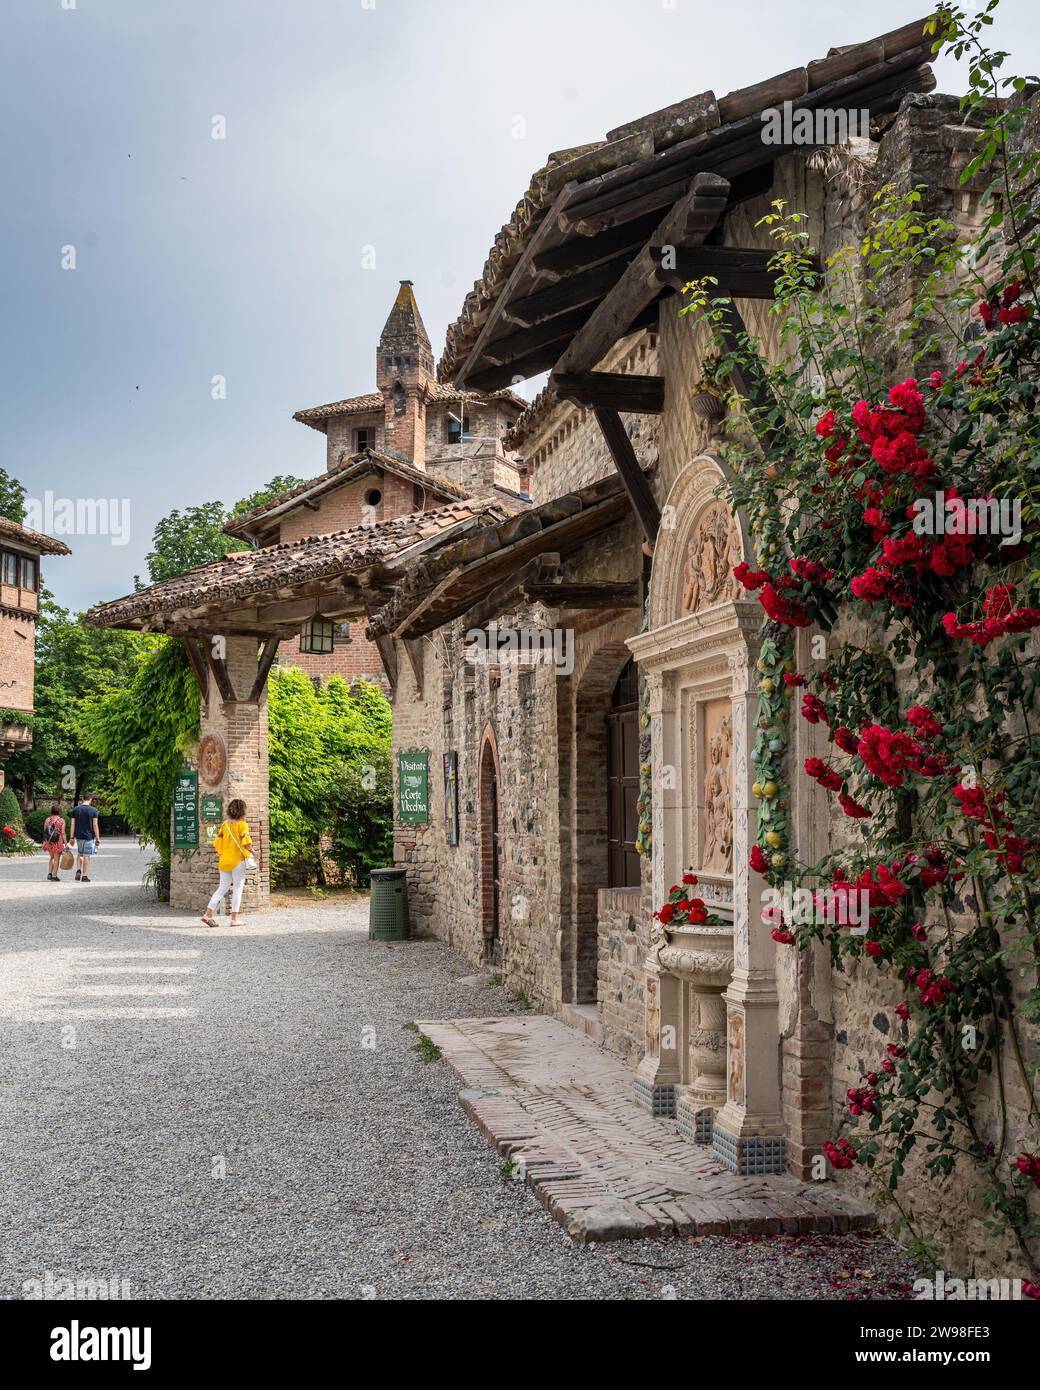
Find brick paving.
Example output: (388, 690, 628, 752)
(418, 1015, 877, 1243)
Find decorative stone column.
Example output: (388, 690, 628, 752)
(711, 649, 786, 1173)
(169, 635, 271, 913)
(634, 669, 680, 1116)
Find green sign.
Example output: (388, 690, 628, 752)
(399, 749, 429, 823)
(172, 770, 199, 850)
(201, 796, 223, 822)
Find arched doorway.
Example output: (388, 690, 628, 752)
(606, 658, 641, 890)
(478, 727, 501, 962)
(566, 638, 637, 1004)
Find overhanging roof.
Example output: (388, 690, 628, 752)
(84, 500, 510, 637)
(440, 17, 935, 391)
(0, 514, 71, 556)
(367, 470, 641, 641)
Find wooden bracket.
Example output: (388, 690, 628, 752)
(592, 406, 661, 543)
(203, 643, 237, 704)
(375, 635, 398, 692)
(180, 638, 209, 706)
(402, 638, 425, 698)
(248, 637, 281, 703)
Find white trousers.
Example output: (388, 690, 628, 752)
(207, 862, 248, 914)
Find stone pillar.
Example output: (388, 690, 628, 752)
(634, 670, 680, 1115)
(169, 636, 270, 913)
(711, 649, 786, 1174)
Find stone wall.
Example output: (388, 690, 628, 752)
(596, 885, 651, 1064)
(390, 508, 645, 1017)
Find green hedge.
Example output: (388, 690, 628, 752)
(0, 786, 23, 830)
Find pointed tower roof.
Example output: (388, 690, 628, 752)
(379, 279, 431, 350)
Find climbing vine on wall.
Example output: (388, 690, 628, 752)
(680, 2, 1040, 1274)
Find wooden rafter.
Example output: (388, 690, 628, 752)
(374, 635, 398, 692)
(554, 171, 730, 377)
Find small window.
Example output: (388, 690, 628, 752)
(364, 488, 382, 508)
(1, 551, 17, 586)
(447, 414, 470, 445)
(355, 427, 375, 452)
(20, 556, 38, 591)
(334, 623, 352, 646)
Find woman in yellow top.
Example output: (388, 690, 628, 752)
(200, 798, 254, 928)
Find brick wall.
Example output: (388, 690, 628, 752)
(169, 636, 270, 914)
(278, 473, 421, 545)
(0, 607, 36, 714)
(521, 332, 659, 502)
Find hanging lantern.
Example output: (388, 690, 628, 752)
(300, 616, 335, 655)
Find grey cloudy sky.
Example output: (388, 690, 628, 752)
(3, 0, 1038, 614)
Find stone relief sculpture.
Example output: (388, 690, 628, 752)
(681, 502, 742, 615)
(702, 714, 733, 874)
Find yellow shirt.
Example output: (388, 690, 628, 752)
(213, 819, 252, 872)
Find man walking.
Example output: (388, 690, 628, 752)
(72, 793, 101, 883)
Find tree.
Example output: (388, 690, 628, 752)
(6, 590, 149, 800)
(267, 667, 392, 884)
(145, 475, 307, 583)
(76, 638, 200, 862)
(0, 466, 26, 524)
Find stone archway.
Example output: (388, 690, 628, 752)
(564, 637, 636, 1005)
(629, 453, 786, 1174)
(478, 725, 502, 962)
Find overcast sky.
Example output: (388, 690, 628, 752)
(3, 0, 1038, 614)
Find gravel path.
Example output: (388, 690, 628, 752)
(0, 839, 920, 1300)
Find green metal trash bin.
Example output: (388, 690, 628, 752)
(369, 867, 410, 940)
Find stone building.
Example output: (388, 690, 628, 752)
(226, 280, 528, 685)
(0, 515, 69, 789)
(84, 15, 1038, 1270)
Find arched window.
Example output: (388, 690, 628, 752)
(606, 659, 641, 888)
(392, 381, 405, 417)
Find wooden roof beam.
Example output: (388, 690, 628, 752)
(554, 172, 730, 377)
(653, 245, 820, 298)
(553, 371, 664, 413)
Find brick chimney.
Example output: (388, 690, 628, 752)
(376, 280, 435, 468)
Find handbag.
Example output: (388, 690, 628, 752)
(59, 850, 75, 871)
(224, 820, 258, 873)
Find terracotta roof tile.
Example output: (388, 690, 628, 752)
(84, 500, 506, 631)
(0, 514, 72, 556)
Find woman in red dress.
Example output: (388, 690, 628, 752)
(42, 804, 68, 881)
